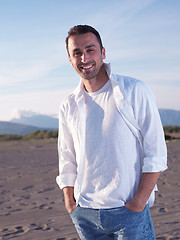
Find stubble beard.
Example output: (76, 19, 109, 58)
(77, 62, 103, 81)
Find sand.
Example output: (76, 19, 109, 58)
(0, 140, 179, 240)
(151, 141, 180, 239)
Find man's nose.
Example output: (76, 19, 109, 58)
(81, 53, 89, 63)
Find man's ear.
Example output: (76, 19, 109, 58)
(102, 47, 106, 60)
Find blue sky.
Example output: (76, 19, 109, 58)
(0, 0, 180, 120)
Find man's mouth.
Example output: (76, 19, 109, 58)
(80, 63, 94, 71)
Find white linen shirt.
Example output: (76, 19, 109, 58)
(56, 63, 167, 208)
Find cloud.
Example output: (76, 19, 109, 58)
(9, 108, 40, 120)
(0, 0, 179, 120)
(0, 83, 179, 123)
(0, 88, 74, 121)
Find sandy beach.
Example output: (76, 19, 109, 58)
(0, 139, 179, 240)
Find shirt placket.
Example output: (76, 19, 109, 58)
(75, 93, 87, 199)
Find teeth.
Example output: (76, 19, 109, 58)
(82, 65, 93, 69)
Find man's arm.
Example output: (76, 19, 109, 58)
(63, 186, 76, 213)
(125, 172, 161, 212)
(125, 81, 167, 212)
(56, 106, 77, 200)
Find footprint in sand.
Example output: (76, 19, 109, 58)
(21, 194, 31, 200)
(10, 208, 22, 213)
(157, 236, 180, 240)
(169, 238, 180, 239)
(0, 223, 53, 238)
(37, 187, 55, 194)
(30, 223, 51, 231)
(1, 190, 9, 195)
(156, 237, 167, 240)
(56, 238, 78, 240)
(0, 211, 11, 217)
(0, 207, 22, 217)
(39, 203, 48, 209)
(22, 185, 34, 191)
(158, 193, 164, 198)
(1, 226, 29, 238)
(159, 207, 167, 213)
(31, 203, 51, 210)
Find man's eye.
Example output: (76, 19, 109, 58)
(74, 52, 81, 56)
(87, 49, 94, 53)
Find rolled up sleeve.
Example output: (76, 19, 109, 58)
(56, 104, 77, 189)
(133, 81, 168, 173)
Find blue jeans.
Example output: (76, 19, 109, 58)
(70, 204, 155, 240)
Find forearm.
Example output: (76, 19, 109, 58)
(125, 172, 161, 212)
(63, 186, 76, 213)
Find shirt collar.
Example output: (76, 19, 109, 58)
(73, 63, 122, 102)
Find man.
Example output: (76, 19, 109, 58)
(56, 25, 167, 239)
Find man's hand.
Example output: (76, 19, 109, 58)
(125, 198, 146, 212)
(125, 172, 161, 212)
(63, 186, 76, 214)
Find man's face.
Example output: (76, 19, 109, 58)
(68, 32, 106, 81)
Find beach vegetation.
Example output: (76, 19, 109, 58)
(164, 126, 180, 141)
(0, 130, 58, 141)
(0, 126, 180, 142)
(0, 134, 22, 141)
(163, 126, 180, 133)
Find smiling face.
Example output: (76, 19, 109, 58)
(68, 32, 106, 81)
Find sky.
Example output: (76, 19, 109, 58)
(0, 0, 180, 121)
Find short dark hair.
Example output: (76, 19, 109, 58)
(66, 25, 103, 55)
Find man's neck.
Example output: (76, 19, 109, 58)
(82, 65, 109, 93)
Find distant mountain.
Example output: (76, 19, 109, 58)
(159, 109, 180, 126)
(0, 121, 46, 136)
(10, 114, 58, 129)
(0, 109, 179, 136)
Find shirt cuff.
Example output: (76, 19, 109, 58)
(56, 173, 77, 189)
(142, 156, 168, 172)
